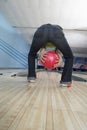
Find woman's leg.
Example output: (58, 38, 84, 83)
(28, 28, 47, 78)
(51, 30, 73, 83)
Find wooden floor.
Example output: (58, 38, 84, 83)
(0, 70, 87, 130)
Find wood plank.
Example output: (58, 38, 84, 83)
(0, 70, 87, 130)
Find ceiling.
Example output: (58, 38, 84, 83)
(0, 0, 87, 57)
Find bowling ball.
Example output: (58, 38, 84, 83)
(42, 51, 60, 69)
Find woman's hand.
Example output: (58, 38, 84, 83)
(39, 48, 47, 63)
(54, 49, 63, 68)
(53, 53, 63, 68)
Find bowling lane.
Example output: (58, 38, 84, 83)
(0, 69, 87, 130)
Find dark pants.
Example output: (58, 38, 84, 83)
(28, 24, 73, 83)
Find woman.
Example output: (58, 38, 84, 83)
(28, 24, 73, 87)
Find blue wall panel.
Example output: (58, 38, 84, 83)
(0, 14, 29, 68)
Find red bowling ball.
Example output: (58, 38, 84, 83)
(42, 51, 60, 69)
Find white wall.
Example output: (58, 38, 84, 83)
(29, 0, 87, 28)
(0, 0, 87, 29)
(0, 0, 87, 58)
